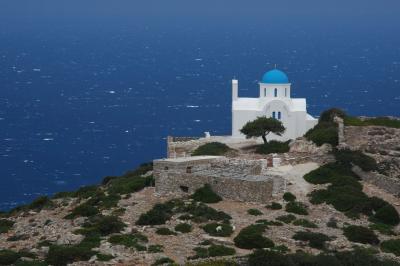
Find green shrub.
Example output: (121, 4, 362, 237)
(344, 116, 400, 129)
(0, 219, 14, 234)
(175, 223, 192, 233)
(283, 192, 296, 202)
(96, 254, 114, 261)
(293, 231, 331, 249)
(319, 108, 347, 123)
(107, 176, 154, 195)
(305, 121, 338, 147)
(155, 227, 177, 235)
(381, 239, 400, 256)
(108, 233, 148, 250)
(185, 202, 231, 223)
(247, 209, 263, 216)
(255, 141, 290, 154)
(334, 149, 378, 172)
(276, 214, 296, 224)
(266, 202, 282, 210)
(208, 245, 236, 257)
(192, 142, 231, 156)
(372, 204, 400, 226)
(255, 219, 284, 226)
(148, 245, 163, 253)
(202, 223, 233, 237)
(369, 223, 395, 236)
(102, 162, 154, 185)
(78, 215, 125, 236)
(234, 224, 274, 249)
(327, 217, 338, 228)
(0, 250, 21, 265)
(152, 257, 174, 266)
(136, 202, 175, 225)
(293, 219, 317, 228)
(343, 225, 379, 245)
(46, 244, 95, 266)
(14, 260, 48, 266)
(192, 245, 235, 259)
(191, 184, 222, 203)
(285, 202, 308, 215)
(65, 204, 99, 219)
(74, 185, 99, 199)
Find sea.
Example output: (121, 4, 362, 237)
(1, 22, 400, 211)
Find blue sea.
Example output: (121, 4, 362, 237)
(1, 8, 400, 210)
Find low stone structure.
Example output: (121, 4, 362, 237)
(153, 156, 284, 203)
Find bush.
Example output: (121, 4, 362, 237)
(372, 204, 400, 226)
(155, 227, 177, 235)
(78, 215, 125, 236)
(266, 202, 282, 210)
(369, 223, 395, 236)
(148, 245, 164, 253)
(192, 142, 231, 156)
(202, 223, 233, 237)
(175, 223, 192, 233)
(256, 219, 284, 226)
(293, 231, 331, 249)
(108, 233, 148, 251)
(381, 239, 400, 256)
(343, 225, 380, 245)
(255, 141, 290, 154)
(185, 202, 231, 223)
(46, 244, 96, 266)
(283, 192, 296, 202)
(107, 176, 154, 195)
(247, 209, 263, 216)
(65, 204, 99, 219)
(234, 224, 274, 249)
(136, 202, 175, 225)
(96, 254, 114, 262)
(192, 245, 236, 259)
(285, 202, 308, 215)
(152, 257, 175, 266)
(305, 121, 338, 147)
(293, 219, 317, 228)
(0, 219, 14, 234)
(319, 108, 347, 123)
(276, 214, 296, 224)
(334, 149, 378, 172)
(344, 116, 400, 129)
(0, 250, 21, 265)
(191, 184, 222, 203)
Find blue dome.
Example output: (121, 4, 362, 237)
(261, 69, 289, 84)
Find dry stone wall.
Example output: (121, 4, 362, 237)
(154, 157, 278, 203)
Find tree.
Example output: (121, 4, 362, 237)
(240, 117, 285, 144)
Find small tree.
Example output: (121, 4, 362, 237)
(240, 117, 285, 144)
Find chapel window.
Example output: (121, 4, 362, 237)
(272, 111, 276, 119)
(274, 88, 278, 97)
(278, 111, 282, 120)
(264, 88, 267, 97)
(285, 88, 287, 97)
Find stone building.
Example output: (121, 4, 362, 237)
(153, 156, 285, 203)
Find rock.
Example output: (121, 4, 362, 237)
(56, 233, 84, 245)
(73, 217, 87, 227)
(289, 138, 332, 155)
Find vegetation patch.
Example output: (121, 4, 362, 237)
(255, 219, 284, 226)
(334, 149, 378, 172)
(192, 142, 232, 156)
(0, 219, 14, 234)
(305, 121, 338, 147)
(293, 219, 318, 228)
(234, 224, 274, 249)
(65, 203, 99, 219)
(292, 231, 331, 250)
(191, 245, 236, 259)
(202, 223, 234, 237)
(285, 201, 308, 215)
(191, 184, 222, 203)
(155, 227, 177, 235)
(369, 223, 396, 236)
(255, 140, 290, 154)
(381, 239, 400, 256)
(175, 223, 192, 233)
(152, 257, 175, 266)
(107, 176, 154, 195)
(247, 208, 263, 216)
(343, 225, 380, 245)
(76, 215, 125, 236)
(136, 200, 180, 225)
(108, 233, 148, 251)
(344, 116, 400, 129)
(9, 196, 54, 214)
(266, 202, 282, 210)
(276, 214, 296, 224)
(283, 192, 296, 202)
(248, 248, 400, 266)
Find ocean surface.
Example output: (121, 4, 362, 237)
(1, 23, 400, 211)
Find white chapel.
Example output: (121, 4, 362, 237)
(231, 69, 318, 141)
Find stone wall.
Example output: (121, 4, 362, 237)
(352, 166, 400, 197)
(154, 156, 279, 203)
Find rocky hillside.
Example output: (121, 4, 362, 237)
(1, 110, 400, 266)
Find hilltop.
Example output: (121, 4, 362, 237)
(1, 109, 400, 266)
